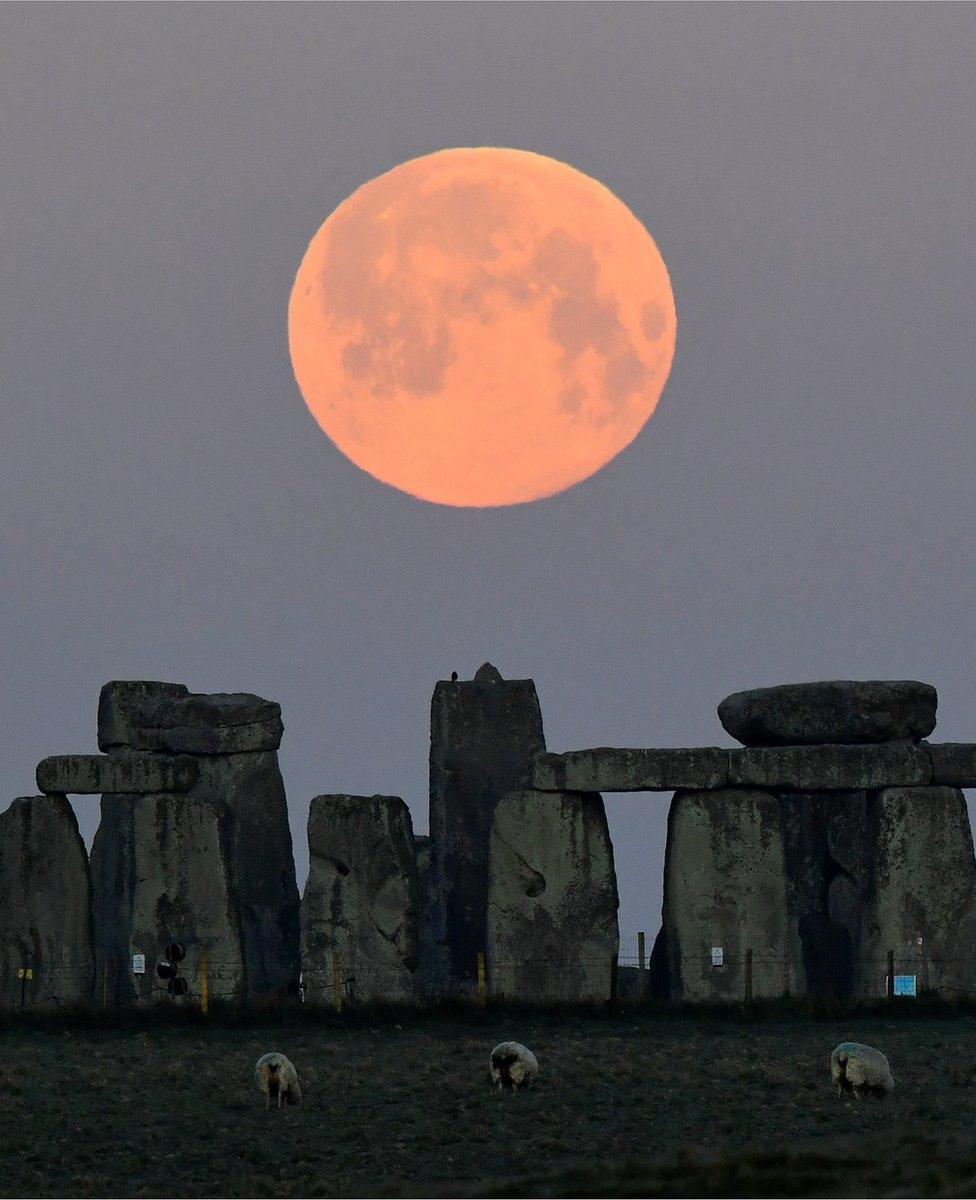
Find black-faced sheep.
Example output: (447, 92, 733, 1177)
(489, 1041, 539, 1093)
(254, 1052, 302, 1108)
(830, 1042, 894, 1099)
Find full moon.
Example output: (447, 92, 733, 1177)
(288, 147, 676, 507)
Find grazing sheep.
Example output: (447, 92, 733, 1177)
(254, 1052, 302, 1109)
(489, 1042, 539, 1093)
(830, 1042, 894, 1099)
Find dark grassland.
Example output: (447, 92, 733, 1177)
(4, 1002, 976, 1197)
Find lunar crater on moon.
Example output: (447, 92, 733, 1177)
(289, 147, 676, 507)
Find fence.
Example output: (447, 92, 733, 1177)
(4, 936, 974, 1013)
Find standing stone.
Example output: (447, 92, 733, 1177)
(0, 796, 94, 1007)
(853, 787, 976, 999)
(487, 790, 618, 1003)
(428, 663, 546, 991)
(90, 684, 299, 1004)
(301, 795, 420, 1005)
(193, 752, 300, 997)
(718, 680, 937, 747)
(652, 789, 800, 1002)
(90, 792, 244, 1006)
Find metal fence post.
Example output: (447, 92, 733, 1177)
(331, 952, 344, 1012)
(887, 950, 895, 1000)
(198, 951, 209, 1015)
(744, 948, 754, 1002)
(476, 951, 487, 1005)
(638, 932, 646, 993)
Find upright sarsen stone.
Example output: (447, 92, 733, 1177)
(0, 796, 94, 1007)
(428, 663, 546, 989)
(90, 792, 244, 1006)
(652, 788, 800, 1002)
(853, 787, 976, 999)
(300, 795, 420, 1004)
(487, 790, 618, 1003)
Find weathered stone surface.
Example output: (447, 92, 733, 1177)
(0, 796, 93, 1007)
(97, 681, 189, 751)
(487, 790, 618, 1003)
(90, 792, 244, 1006)
(729, 742, 931, 791)
(300, 795, 420, 1004)
(98, 681, 282, 754)
(428, 663, 546, 990)
(191, 752, 300, 997)
(718, 680, 938, 747)
(923, 743, 976, 787)
(651, 789, 799, 1002)
(36, 753, 198, 795)
(91, 750, 299, 1004)
(533, 747, 729, 793)
(853, 787, 976, 1000)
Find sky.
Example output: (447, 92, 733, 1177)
(3, 3, 976, 949)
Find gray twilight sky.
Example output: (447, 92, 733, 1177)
(3, 3, 976, 947)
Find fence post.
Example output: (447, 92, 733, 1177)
(610, 955, 618, 1000)
(476, 951, 487, 1006)
(331, 952, 344, 1012)
(744, 948, 753, 1003)
(887, 950, 895, 1000)
(19, 962, 29, 1011)
(198, 952, 209, 1016)
(638, 932, 646, 994)
(100, 961, 109, 1010)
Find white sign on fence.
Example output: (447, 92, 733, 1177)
(711, 946, 724, 968)
(132, 953, 146, 975)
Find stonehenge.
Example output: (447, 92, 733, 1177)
(4, 670, 976, 1010)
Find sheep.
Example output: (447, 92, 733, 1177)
(830, 1042, 894, 1099)
(489, 1042, 539, 1093)
(254, 1052, 302, 1109)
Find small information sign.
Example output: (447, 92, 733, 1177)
(711, 946, 724, 968)
(16, 968, 33, 981)
(132, 953, 146, 975)
(893, 974, 917, 997)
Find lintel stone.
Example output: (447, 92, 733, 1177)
(533, 747, 729, 793)
(36, 754, 198, 795)
(729, 742, 931, 791)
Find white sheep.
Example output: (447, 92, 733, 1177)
(830, 1042, 894, 1099)
(489, 1042, 539, 1093)
(254, 1052, 302, 1108)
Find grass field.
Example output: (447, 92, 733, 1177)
(4, 1002, 976, 1197)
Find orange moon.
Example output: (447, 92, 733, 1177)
(288, 147, 676, 507)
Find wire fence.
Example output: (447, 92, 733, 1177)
(5, 936, 975, 1013)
